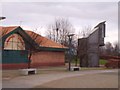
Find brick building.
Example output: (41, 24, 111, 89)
(1, 26, 67, 69)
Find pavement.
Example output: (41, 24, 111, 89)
(36, 71, 118, 88)
(2, 69, 118, 88)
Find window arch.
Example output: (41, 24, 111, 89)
(4, 34, 25, 50)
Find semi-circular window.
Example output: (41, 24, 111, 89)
(4, 34, 25, 50)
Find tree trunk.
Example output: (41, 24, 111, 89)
(28, 52, 32, 69)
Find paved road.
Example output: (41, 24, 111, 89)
(2, 69, 118, 88)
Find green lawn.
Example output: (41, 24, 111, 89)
(99, 59, 107, 65)
(71, 59, 107, 65)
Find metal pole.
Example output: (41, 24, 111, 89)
(68, 34, 75, 71)
(68, 36, 71, 71)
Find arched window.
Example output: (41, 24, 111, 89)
(4, 34, 25, 50)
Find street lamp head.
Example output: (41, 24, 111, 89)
(0, 17, 6, 20)
(67, 34, 75, 37)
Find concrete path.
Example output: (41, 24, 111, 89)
(2, 69, 118, 88)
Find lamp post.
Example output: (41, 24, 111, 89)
(67, 34, 75, 71)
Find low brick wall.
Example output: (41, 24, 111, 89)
(2, 63, 28, 69)
(1, 62, 65, 69)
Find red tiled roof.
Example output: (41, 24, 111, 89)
(25, 30, 67, 48)
(0, 26, 18, 38)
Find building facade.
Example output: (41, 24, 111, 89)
(78, 21, 106, 67)
(1, 26, 67, 69)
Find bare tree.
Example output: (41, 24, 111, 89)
(78, 25, 92, 38)
(26, 27, 44, 69)
(105, 42, 114, 55)
(113, 42, 120, 56)
(46, 17, 75, 46)
(99, 41, 120, 57)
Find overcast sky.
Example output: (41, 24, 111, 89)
(1, 2, 118, 44)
